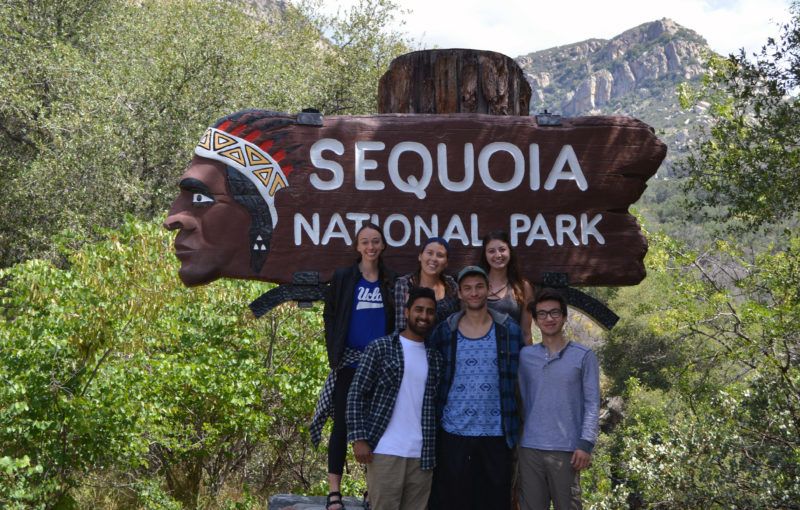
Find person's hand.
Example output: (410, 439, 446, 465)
(353, 440, 374, 464)
(571, 449, 591, 471)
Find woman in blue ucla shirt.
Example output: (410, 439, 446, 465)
(318, 223, 396, 510)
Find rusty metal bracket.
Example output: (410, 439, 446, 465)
(297, 109, 323, 126)
(536, 110, 562, 126)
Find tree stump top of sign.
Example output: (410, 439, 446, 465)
(378, 49, 532, 116)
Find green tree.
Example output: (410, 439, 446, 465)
(0, 1, 409, 505)
(0, 219, 329, 509)
(304, 0, 410, 113)
(678, 2, 800, 228)
(591, 232, 800, 509)
(589, 7, 800, 506)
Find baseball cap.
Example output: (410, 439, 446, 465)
(457, 265, 488, 283)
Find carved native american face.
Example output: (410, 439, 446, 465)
(164, 156, 253, 286)
(164, 110, 295, 286)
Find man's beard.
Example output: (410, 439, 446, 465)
(408, 319, 432, 337)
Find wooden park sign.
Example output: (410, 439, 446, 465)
(164, 49, 666, 326)
(164, 110, 666, 288)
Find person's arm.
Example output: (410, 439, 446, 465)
(323, 269, 340, 352)
(381, 268, 397, 334)
(444, 275, 461, 317)
(426, 323, 448, 414)
(520, 280, 534, 345)
(346, 341, 381, 463)
(427, 321, 446, 354)
(393, 276, 409, 332)
(574, 349, 601, 470)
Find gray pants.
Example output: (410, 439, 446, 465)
(366, 454, 432, 510)
(518, 448, 582, 510)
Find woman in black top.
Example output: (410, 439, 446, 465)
(320, 223, 395, 509)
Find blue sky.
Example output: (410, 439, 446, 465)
(322, 0, 792, 58)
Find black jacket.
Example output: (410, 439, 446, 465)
(323, 262, 396, 369)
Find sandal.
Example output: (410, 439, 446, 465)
(326, 491, 345, 510)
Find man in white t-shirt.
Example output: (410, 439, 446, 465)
(347, 287, 444, 510)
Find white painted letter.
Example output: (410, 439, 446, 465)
(388, 142, 432, 199)
(478, 142, 525, 191)
(438, 143, 475, 192)
(309, 138, 344, 190)
(443, 215, 470, 246)
(525, 214, 555, 246)
(321, 213, 352, 245)
(294, 213, 320, 245)
(346, 212, 372, 236)
(414, 215, 439, 245)
(556, 214, 580, 246)
(384, 214, 411, 247)
(470, 214, 481, 246)
(544, 145, 588, 191)
(510, 214, 531, 246)
(581, 213, 605, 244)
(355, 141, 385, 191)
(529, 143, 540, 191)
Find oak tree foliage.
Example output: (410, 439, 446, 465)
(679, 2, 800, 227)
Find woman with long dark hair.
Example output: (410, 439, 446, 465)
(393, 237, 459, 331)
(478, 230, 533, 344)
(311, 223, 396, 510)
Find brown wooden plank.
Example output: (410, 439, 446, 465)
(434, 54, 458, 113)
(166, 111, 665, 288)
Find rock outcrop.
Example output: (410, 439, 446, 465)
(517, 18, 710, 117)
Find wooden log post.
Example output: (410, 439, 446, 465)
(378, 49, 532, 115)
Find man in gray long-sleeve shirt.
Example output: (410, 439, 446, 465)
(518, 288, 600, 510)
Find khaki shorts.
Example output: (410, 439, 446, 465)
(366, 453, 432, 510)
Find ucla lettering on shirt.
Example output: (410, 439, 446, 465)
(356, 286, 384, 311)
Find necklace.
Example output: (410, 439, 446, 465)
(489, 280, 508, 298)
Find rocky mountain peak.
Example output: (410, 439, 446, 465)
(603, 18, 689, 58)
(518, 19, 710, 117)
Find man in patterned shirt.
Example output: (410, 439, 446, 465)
(347, 287, 444, 510)
(428, 265, 524, 510)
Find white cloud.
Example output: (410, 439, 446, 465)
(321, 0, 791, 57)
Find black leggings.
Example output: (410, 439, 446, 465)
(328, 366, 356, 475)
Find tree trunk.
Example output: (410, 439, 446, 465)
(378, 49, 531, 116)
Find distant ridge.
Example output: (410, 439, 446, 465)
(518, 18, 709, 116)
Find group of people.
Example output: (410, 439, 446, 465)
(311, 223, 600, 510)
